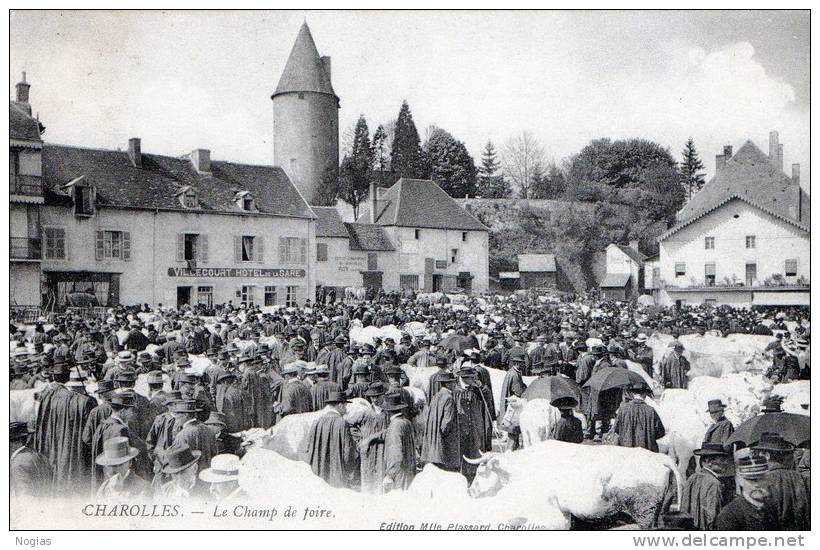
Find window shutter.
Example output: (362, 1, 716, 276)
(199, 234, 208, 263)
(95, 231, 104, 261)
(176, 234, 184, 261)
(234, 236, 242, 263)
(256, 236, 264, 263)
(122, 232, 131, 261)
(704, 263, 715, 276)
(299, 238, 307, 264)
(279, 237, 286, 263)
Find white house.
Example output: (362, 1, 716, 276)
(655, 132, 810, 307)
(600, 241, 646, 300)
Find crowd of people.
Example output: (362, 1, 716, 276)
(9, 292, 811, 530)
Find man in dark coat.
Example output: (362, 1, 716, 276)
(549, 397, 584, 443)
(680, 443, 733, 529)
(752, 433, 810, 530)
(660, 342, 690, 389)
(278, 363, 313, 418)
(10, 422, 52, 499)
(311, 365, 341, 411)
(90, 392, 152, 486)
(425, 356, 452, 403)
(629, 334, 655, 377)
(170, 398, 218, 473)
(499, 355, 527, 449)
(358, 383, 390, 494)
(304, 391, 359, 488)
(714, 455, 779, 530)
(382, 392, 417, 492)
(34, 362, 96, 494)
(146, 390, 182, 476)
(614, 386, 665, 452)
(454, 367, 493, 483)
(81, 380, 116, 452)
(322, 335, 349, 389)
(421, 372, 460, 471)
(702, 400, 734, 446)
(216, 373, 253, 433)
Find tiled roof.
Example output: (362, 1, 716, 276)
(273, 23, 337, 100)
(663, 140, 809, 240)
(41, 144, 316, 219)
(344, 222, 395, 251)
(518, 254, 557, 272)
(600, 272, 631, 288)
(614, 244, 647, 263)
(359, 178, 489, 232)
(10, 102, 43, 142)
(312, 206, 349, 237)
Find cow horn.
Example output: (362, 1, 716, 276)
(463, 452, 498, 465)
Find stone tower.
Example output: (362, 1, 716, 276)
(272, 22, 339, 205)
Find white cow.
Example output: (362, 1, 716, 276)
(500, 396, 587, 448)
(772, 381, 810, 415)
(465, 440, 682, 529)
(10, 387, 42, 426)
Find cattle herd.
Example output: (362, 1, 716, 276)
(9, 292, 811, 530)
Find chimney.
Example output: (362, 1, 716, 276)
(15, 71, 30, 104)
(320, 56, 331, 79)
(715, 154, 726, 172)
(629, 239, 640, 253)
(777, 144, 784, 171)
(128, 138, 142, 168)
(191, 149, 211, 174)
(723, 145, 733, 159)
(369, 180, 378, 222)
(769, 131, 780, 169)
(792, 164, 800, 187)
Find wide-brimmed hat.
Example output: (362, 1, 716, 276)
(706, 399, 727, 413)
(10, 421, 33, 441)
(115, 368, 137, 383)
(116, 351, 135, 363)
(177, 373, 198, 385)
(95, 436, 140, 466)
(573, 340, 588, 351)
(352, 363, 369, 375)
(174, 357, 192, 368)
(110, 392, 135, 408)
(146, 370, 164, 385)
(434, 356, 449, 368)
(325, 391, 351, 405)
(384, 365, 403, 377)
(96, 379, 116, 395)
(761, 396, 783, 413)
(457, 366, 478, 378)
(752, 432, 795, 453)
(436, 371, 458, 384)
(550, 396, 579, 409)
(364, 382, 388, 397)
(693, 442, 730, 457)
(381, 393, 408, 412)
(359, 344, 375, 355)
(281, 363, 300, 375)
(635, 334, 648, 343)
(199, 454, 240, 483)
(168, 399, 201, 414)
(204, 411, 228, 427)
(333, 335, 347, 345)
(313, 365, 330, 376)
(161, 445, 201, 474)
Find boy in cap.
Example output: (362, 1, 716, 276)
(95, 436, 150, 499)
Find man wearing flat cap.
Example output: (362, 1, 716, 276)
(305, 391, 358, 488)
(95, 436, 150, 499)
(10, 422, 52, 499)
(680, 443, 734, 529)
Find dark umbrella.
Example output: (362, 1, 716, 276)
(438, 334, 476, 353)
(523, 375, 582, 403)
(727, 413, 811, 448)
(582, 367, 648, 392)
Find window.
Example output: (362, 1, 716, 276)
(745, 235, 756, 249)
(704, 237, 715, 250)
(9, 151, 18, 185)
(243, 198, 254, 211)
(197, 286, 213, 308)
(451, 248, 459, 264)
(44, 227, 66, 260)
(285, 286, 298, 308)
(414, 229, 420, 240)
(95, 230, 131, 261)
(675, 263, 686, 277)
(177, 233, 208, 263)
(367, 252, 378, 271)
(240, 285, 255, 307)
(235, 191, 256, 212)
(279, 237, 306, 264)
(704, 263, 716, 286)
(400, 274, 419, 290)
(264, 286, 277, 307)
(75, 186, 95, 216)
(241, 236, 255, 262)
(462, 232, 467, 242)
(234, 235, 263, 263)
(316, 243, 328, 262)
(179, 189, 198, 208)
(785, 259, 798, 277)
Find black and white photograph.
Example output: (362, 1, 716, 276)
(6, 8, 812, 536)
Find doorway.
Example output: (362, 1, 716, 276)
(177, 286, 192, 308)
(745, 263, 757, 286)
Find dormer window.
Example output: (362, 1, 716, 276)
(176, 186, 199, 209)
(234, 190, 256, 212)
(63, 176, 95, 217)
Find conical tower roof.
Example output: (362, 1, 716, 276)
(273, 22, 337, 99)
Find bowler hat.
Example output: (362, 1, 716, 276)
(706, 399, 727, 413)
(364, 382, 388, 397)
(281, 363, 300, 376)
(752, 432, 795, 453)
(110, 392, 136, 408)
(693, 443, 730, 457)
(146, 370, 164, 385)
(457, 366, 478, 378)
(169, 399, 200, 414)
(333, 335, 348, 345)
(95, 436, 139, 466)
(381, 393, 408, 412)
(115, 368, 137, 382)
(325, 391, 351, 405)
(199, 454, 240, 484)
(436, 371, 458, 384)
(550, 396, 579, 409)
(217, 372, 237, 384)
(435, 356, 449, 368)
(96, 379, 116, 395)
(161, 445, 201, 474)
(590, 345, 608, 356)
(352, 363, 370, 375)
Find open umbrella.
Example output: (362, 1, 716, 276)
(582, 367, 648, 393)
(523, 375, 581, 403)
(727, 413, 811, 448)
(438, 334, 477, 353)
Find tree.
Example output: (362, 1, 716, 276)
(679, 137, 706, 200)
(372, 124, 389, 187)
(480, 141, 500, 177)
(502, 132, 545, 198)
(390, 101, 429, 182)
(530, 161, 567, 199)
(337, 115, 373, 219)
(423, 127, 477, 198)
(313, 164, 340, 206)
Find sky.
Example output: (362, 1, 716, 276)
(9, 10, 810, 184)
